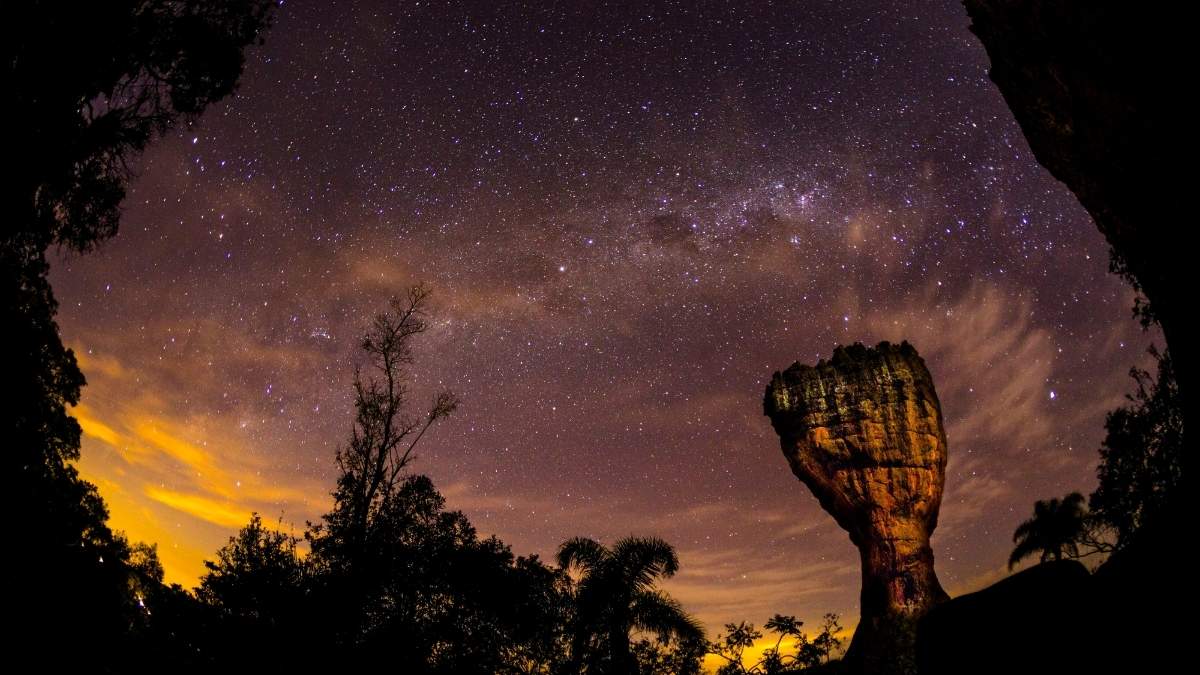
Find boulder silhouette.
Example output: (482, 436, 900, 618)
(917, 560, 1093, 675)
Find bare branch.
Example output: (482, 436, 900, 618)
(328, 284, 456, 548)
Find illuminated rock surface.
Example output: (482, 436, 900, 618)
(764, 341, 949, 672)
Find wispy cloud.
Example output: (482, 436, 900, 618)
(72, 340, 330, 584)
(144, 487, 257, 529)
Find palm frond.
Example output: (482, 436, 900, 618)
(630, 589, 705, 644)
(1012, 517, 1037, 542)
(557, 537, 608, 575)
(1008, 535, 1040, 569)
(613, 536, 680, 588)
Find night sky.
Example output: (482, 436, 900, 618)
(53, 0, 1152, 636)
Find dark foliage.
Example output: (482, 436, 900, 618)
(193, 514, 306, 667)
(311, 474, 572, 672)
(1009, 348, 1184, 569)
(308, 283, 458, 573)
(709, 614, 843, 674)
(4, 2, 274, 667)
(6, 0, 274, 255)
(632, 635, 707, 675)
(1090, 347, 1183, 549)
(190, 288, 572, 673)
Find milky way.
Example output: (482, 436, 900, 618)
(52, 0, 1152, 634)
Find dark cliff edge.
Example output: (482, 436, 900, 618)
(961, 3, 1190, 669)
(962, 1, 1191, 410)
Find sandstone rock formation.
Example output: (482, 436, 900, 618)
(763, 341, 948, 672)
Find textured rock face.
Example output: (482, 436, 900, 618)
(764, 341, 948, 671)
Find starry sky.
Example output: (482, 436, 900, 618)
(53, 0, 1153, 638)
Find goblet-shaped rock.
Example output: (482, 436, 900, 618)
(764, 341, 949, 672)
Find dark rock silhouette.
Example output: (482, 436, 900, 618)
(964, 5, 1190, 670)
(917, 560, 1094, 675)
(962, 0, 1191, 457)
(918, 555, 1180, 673)
(764, 341, 948, 673)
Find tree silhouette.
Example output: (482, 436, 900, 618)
(709, 614, 843, 674)
(1090, 347, 1183, 549)
(197, 513, 306, 666)
(1009, 493, 1089, 569)
(631, 635, 706, 675)
(5, 2, 274, 666)
(200, 514, 305, 615)
(557, 536, 705, 674)
(710, 621, 763, 674)
(310, 470, 572, 672)
(300, 287, 573, 673)
(787, 614, 843, 670)
(313, 283, 458, 566)
(7, 1, 275, 256)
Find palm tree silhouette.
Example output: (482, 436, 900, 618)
(557, 536, 704, 674)
(1008, 492, 1088, 569)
